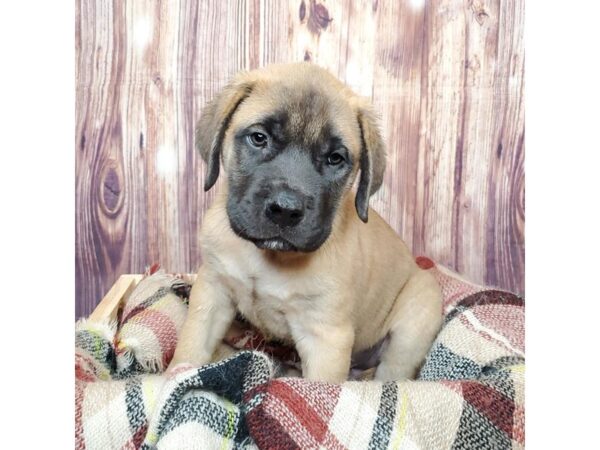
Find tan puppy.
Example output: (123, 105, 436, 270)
(170, 63, 442, 382)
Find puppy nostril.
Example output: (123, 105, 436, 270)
(290, 211, 301, 219)
(269, 203, 282, 214)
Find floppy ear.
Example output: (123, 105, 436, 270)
(196, 77, 254, 191)
(355, 104, 386, 222)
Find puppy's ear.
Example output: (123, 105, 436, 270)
(196, 76, 254, 191)
(354, 103, 386, 222)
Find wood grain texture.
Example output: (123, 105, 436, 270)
(76, 0, 524, 318)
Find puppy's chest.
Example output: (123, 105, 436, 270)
(213, 254, 321, 340)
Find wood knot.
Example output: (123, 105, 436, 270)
(299, 0, 306, 22)
(307, 0, 332, 35)
(100, 165, 123, 216)
(470, 0, 489, 25)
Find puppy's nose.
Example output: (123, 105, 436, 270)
(265, 190, 305, 227)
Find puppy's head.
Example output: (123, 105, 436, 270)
(197, 63, 385, 252)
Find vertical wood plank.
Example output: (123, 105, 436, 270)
(77, 0, 139, 318)
(485, 0, 525, 290)
(76, 0, 525, 318)
(453, 0, 503, 283)
(260, 0, 291, 65)
(371, 0, 427, 250)
(413, 0, 467, 271)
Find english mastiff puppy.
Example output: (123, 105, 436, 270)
(170, 63, 442, 382)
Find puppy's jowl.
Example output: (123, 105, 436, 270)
(170, 63, 442, 382)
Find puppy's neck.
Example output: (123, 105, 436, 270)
(262, 249, 313, 268)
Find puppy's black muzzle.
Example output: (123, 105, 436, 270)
(226, 147, 336, 252)
(265, 189, 305, 227)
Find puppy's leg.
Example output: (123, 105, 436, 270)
(290, 321, 354, 383)
(169, 266, 235, 368)
(375, 270, 442, 381)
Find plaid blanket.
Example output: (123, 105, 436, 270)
(75, 258, 524, 449)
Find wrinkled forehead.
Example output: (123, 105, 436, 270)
(229, 82, 362, 154)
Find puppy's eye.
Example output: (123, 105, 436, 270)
(247, 132, 268, 148)
(327, 151, 345, 166)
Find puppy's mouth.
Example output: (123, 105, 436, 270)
(250, 237, 298, 252)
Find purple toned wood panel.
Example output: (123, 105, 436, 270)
(76, 0, 524, 318)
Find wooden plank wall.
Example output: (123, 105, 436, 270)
(76, 0, 524, 318)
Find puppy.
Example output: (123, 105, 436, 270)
(170, 63, 442, 382)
